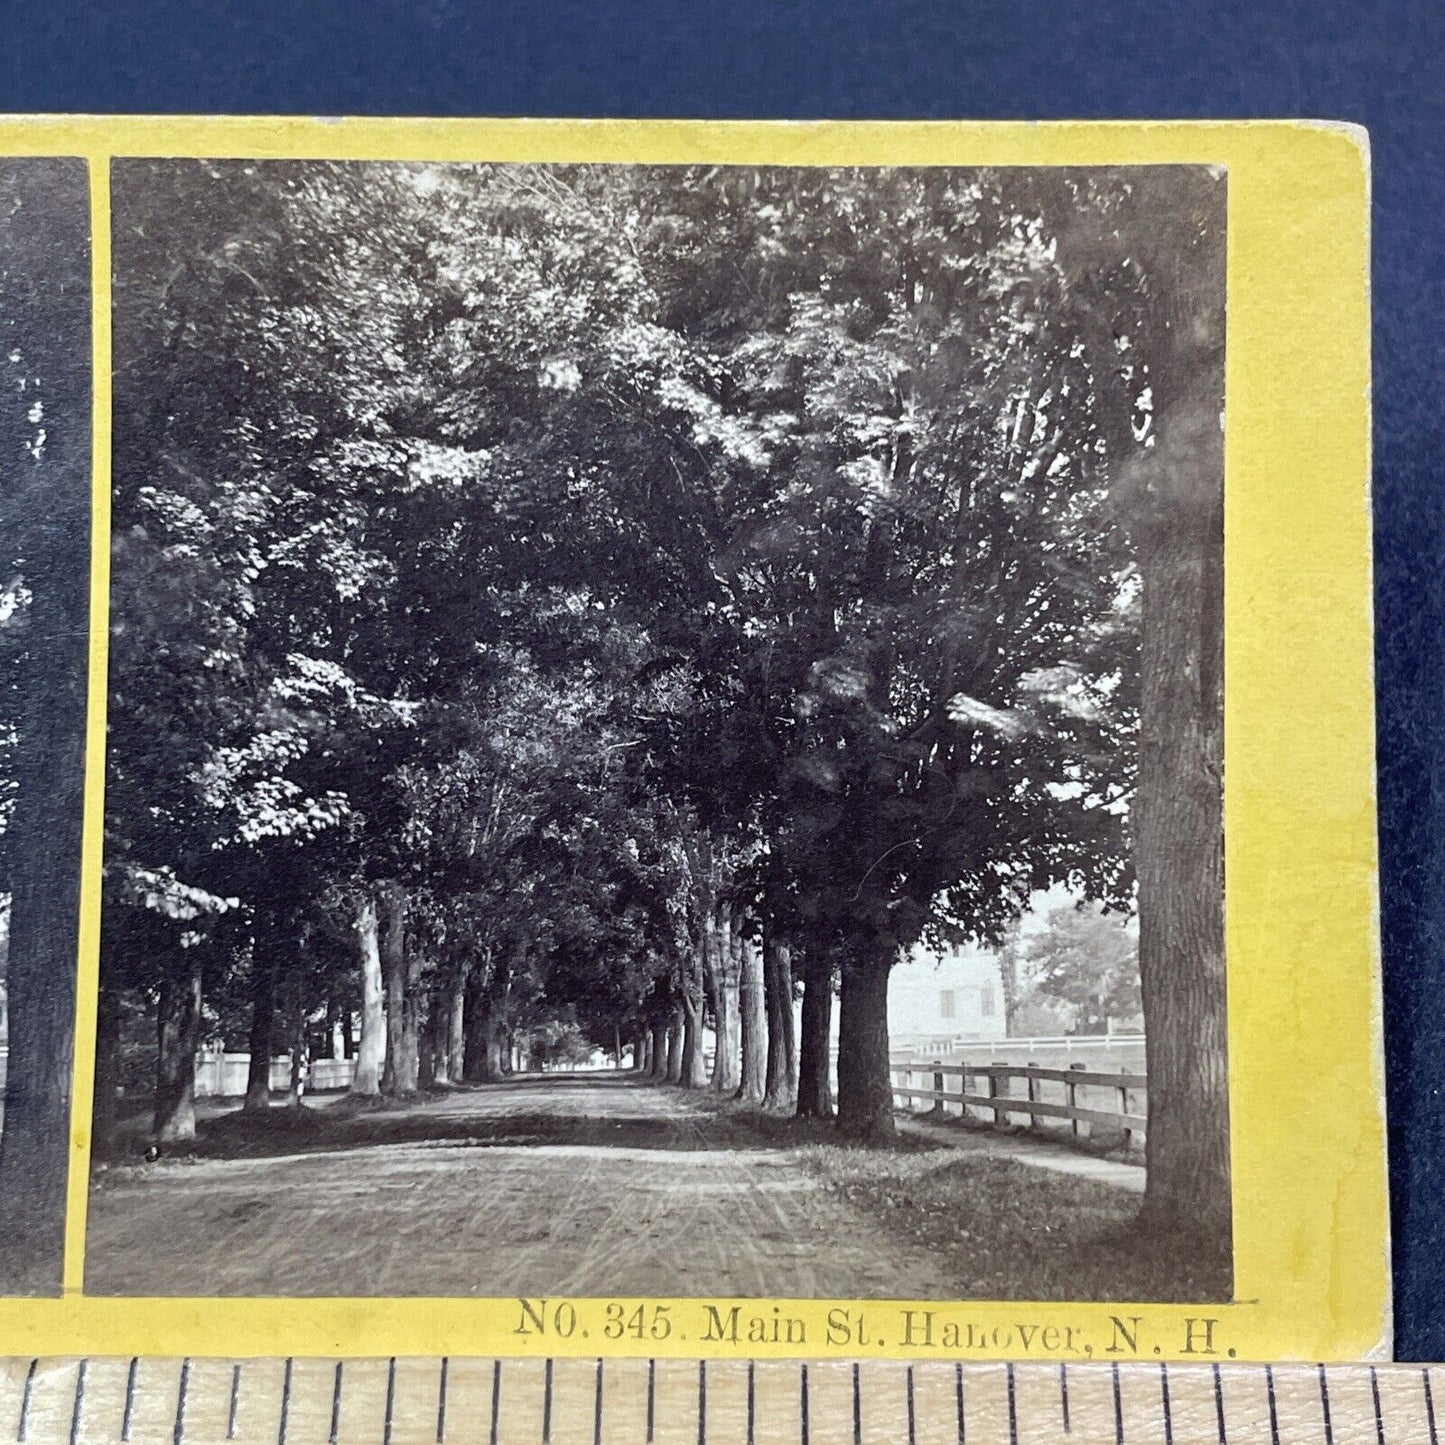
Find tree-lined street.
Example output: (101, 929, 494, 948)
(91, 160, 1229, 1292)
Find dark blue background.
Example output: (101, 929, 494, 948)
(3, 0, 1440, 1357)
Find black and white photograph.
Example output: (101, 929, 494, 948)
(0, 156, 92, 1296)
(85, 158, 1228, 1303)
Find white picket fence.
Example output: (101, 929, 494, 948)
(193, 1050, 355, 1098)
(898, 1032, 1145, 1065)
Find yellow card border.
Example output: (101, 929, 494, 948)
(0, 117, 1382, 1363)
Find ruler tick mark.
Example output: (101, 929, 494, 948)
(645, 1359, 654, 1444)
(1159, 1362, 1173, 1445)
(68, 1358, 86, 1445)
(907, 1364, 917, 1445)
(593, 1359, 603, 1445)
(800, 1362, 809, 1445)
(383, 1358, 396, 1445)
(697, 1360, 706, 1445)
(955, 1361, 965, 1445)
(17, 1359, 36, 1443)
(173, 1358, 191, 1445)
(1371, 1366, 1385, 1445)
(1426, 1368, 1439, 1445)
(328, 1362, 343, 1445)
(1111, 1361, 1123, 1445)
(279, 1358, 293, 1445)
(1266, 1364, 1279, 1445)
(172, 1352, 192, 1445)
(488, 1361, 500, 1445)
(1319, 1364, 1334, 1445)
(852, 1362, 861, 1445)
(1060, 1362, 1070, 1433)
(543, 1358, 554, 1445)
(1212, 1363, 1226, 1444)
(746, 1361, 755, 1445)
(1007, 1363, 1019, 1445)
(121, 1358, 138, 1442)
(437, 1356, 448, 1444)
(228, 1362, 242, 1441)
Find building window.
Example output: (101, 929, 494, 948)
(939, 988, 956, 1020)
(979, 983, 995, 1017)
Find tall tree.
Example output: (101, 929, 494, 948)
(0, 159, 91, 1293)
(1045, 168, 1229, 1248)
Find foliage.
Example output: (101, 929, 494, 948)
(1008, 900, 1142, 1035)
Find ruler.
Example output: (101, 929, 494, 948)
(0, 1357, 1433, 1444)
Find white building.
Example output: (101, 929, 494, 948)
(887, 940, 1006, 1051)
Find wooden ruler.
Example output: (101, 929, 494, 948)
(0, 1357, 1434, 1444)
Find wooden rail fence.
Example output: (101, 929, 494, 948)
(889, 1057, 1147, 1144)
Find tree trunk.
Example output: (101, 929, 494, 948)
(429, 989, 449, 1087)
(680, 953, 708, 1089)
(349, 894, 386, 1098)
(379, 881, 412, 1097)
(475, 951, 512, 1082)
(708, 909, 740, 1094)
(763, 935, 797, 1111)
(665, 1006, 684, 1083)
(398, 988, 422, 1092)
(91, 984, 123, 1160)
(701, 921, 721, 1089)
(737, 932, 767, 1104)
(153, 961, 203, 1143)
(419, 1001, 439, 1090)
(480, 1011, 505, 1082)
(1132, 386, 1230, 1249)
(242, 941, 275, 1113)
(445, 967, 467, 1084)
(836, 940, 896, 1140)
(285, 977, 306, 1108)
(649, 1020, 668, 1079)
(463, 962, 487, 1082)
(0, 158, 91, 1295)
(999, 933, 1021, 1038)
(795, 947, 834, 1118)
(325, 999, 342, 1059)
(1040, 173, 1230, 1251)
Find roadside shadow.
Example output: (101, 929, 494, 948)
(98, 1075, 943, 1168)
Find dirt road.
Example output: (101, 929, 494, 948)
(86, 1075, 962, 1298)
